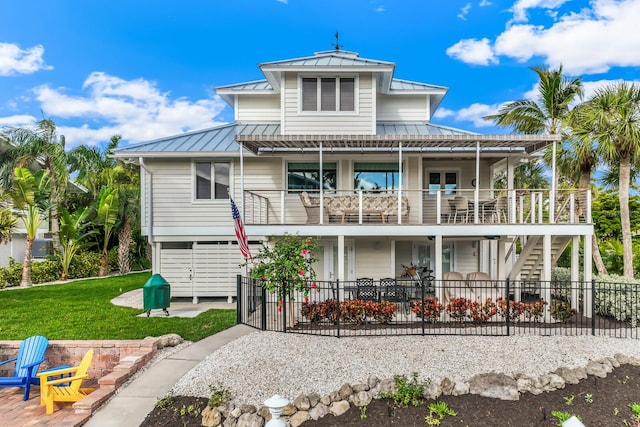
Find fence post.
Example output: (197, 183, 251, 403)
(505, 278, 510, 336)
(591, 279, 596, 336)
(336, 280, 341, 338)
(421, 278, 425, 336)
(282, 287, 287, 334)
(261, 284, 267, 331)
(236, 275, 242, 325)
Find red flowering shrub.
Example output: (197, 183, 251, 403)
(374, 301, 398, 324)
(468, 298, 498, 323)
(496, 297, 525, 322)
(300, 301, 321, 323)
(524, 300, 547, 322)
(299, 298, 397, 324)
(410, 297, 443, 322)
(445, 297, 471, 322)
(340, 299, 369, 324)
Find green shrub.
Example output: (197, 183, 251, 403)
(68, 251, 102, 279)
(594, 278, 640, 327)
(30, 259, 62, 283)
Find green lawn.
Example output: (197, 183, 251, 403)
(0, 272, 237, 341)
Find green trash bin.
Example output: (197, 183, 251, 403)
(143, 274, 170, 317)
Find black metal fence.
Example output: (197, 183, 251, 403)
(236, 275, 640, 339)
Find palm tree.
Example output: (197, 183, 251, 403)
(0, 191, 17, 244)
(0, 119, 69, 250)
(10, 168, 51, 287)
(58, 206, 96, 281)
(95, 186, 119, 277)
(574, 82, 640, 278)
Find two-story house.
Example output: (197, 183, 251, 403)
(113, 49, 594, 305)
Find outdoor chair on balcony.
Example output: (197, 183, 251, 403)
(486, 196, 508, 223)
(356, 278, 378, 301)
(442, 271, 471, 302)
(448, 196, 470, 223)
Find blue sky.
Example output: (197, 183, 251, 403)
(1, 0, 639, 149)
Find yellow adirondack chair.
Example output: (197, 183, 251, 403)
(36, 349, 96, 414)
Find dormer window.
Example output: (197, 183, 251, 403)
(301, 77, 355, 112)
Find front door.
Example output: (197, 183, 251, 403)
(323, 240, 355, 282)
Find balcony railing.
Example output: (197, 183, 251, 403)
(241, 188, 591, 226)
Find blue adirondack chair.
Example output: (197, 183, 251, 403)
(0, 335, 49, 400)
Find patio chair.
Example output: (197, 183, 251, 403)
(382, 279, 408, 314)
(37, 349, 95, 414)
(466, 272, 498, 300)
(0, 335, 48, 400)
(442, 271, 470, 302)
(448, 196, 469, 223)
(356, 278, 378, 301)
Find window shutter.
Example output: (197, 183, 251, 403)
(340, 78, 355, 111)
(302, 78, 317, 111)
(321, 78, 336, 111)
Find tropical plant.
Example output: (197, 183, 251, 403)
(58, 206, 96, 280)
(9, 168, 51, 287)
(573, 82, 640, 278)
(95, 186, 119, 276)
(0, 191, 16, 244)
(0, 119, 69, 250)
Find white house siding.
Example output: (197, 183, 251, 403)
(236, 95, 281, 122)
(452, 240, 480, 276)
(422, 159, 495, 223)
(0, 236, 26, 267)
(282, 72, 374, 135)
(376, 94, 429, 122)
(354, 238, 393, 279)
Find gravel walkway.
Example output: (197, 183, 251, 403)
(171, 330, 640, 406)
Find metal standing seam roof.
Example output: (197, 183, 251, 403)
(390, 79, 448, 92)
(113, 122, 557, 157)
(258, 50, 395, 69)
(215, 78, 446, 94)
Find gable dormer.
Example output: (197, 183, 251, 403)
(215, 50, 448, 135)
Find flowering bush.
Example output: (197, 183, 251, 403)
(496, 297, 525, 322)
(524, 300, 547, 322)
(248, 234, 319, 304)
(300, 299, 397, 324)
(468, 298, 498, 323)
(410, 297, 443, 322)
(445, 297, 471, 322)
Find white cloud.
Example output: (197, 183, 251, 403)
(445, 38, 497, 65)
(434, 103, 499, 127)
(458, 3, 472, 20)
(30, 72, 228, 147)
(375, 6, 386, 12)
(0, 43, 52, 76)
(450, 0, 640, 75)
(510, 0, 569, 23)
(277, 0, 287, 3)
(479, 0, 492, 6)
(0, 114, 37, 127)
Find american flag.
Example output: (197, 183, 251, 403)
(230, 198, 252, 259)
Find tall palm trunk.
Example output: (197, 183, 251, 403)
(619, 157, 634, 278)
(99, 250, 109, 277)
(118, 218, 132, 274)
(21, 236, 33, 287)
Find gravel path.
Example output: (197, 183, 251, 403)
(171, 330, 640, 406)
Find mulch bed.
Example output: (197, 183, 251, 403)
(141, 364, 640, 427)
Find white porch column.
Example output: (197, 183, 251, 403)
(435, 235, 444, 320)
(338, 235, 345, 282)
(506, 157, 515, 191)
(390, 240, 396, 277)
(319, 142, 324, 224)
(583, 234, 593, 317)
(543, 234, 552, 322)
(571, 236, 580, 311)
(398, 141, 403, 224)
(474, 141, 480, 223)
(496, 238, 506, 282)
(240, 143, 245, 219)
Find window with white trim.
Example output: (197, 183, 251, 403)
(287, 162, 337, 193)
(428, 171, 458, 195)
(301, 77, 355, 112)
(195, 161, 230, 200)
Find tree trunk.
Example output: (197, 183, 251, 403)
(61, 271, 68, 281)
(592, 236, 608, 276)
(579, 173, 608, 276)
(21, 236, 33, 287)
(99, 250, 108, 277)
(50, 205, 62, 253)
(619, 157, 634, 278)
(118, 218, 132, 274)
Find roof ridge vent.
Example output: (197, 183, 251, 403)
(313, 49, 360, 58)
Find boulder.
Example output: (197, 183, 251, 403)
(586, 361, 608, 378)
(309, 403, 329, 420)
(236, 413, 264, 427)
(289, 410, 310, 427)
(329, 400, 350, 417)
(293, 395, 310, 411)
(468, 372, 519, 401)
(201, 406, 222, 427)
(338, 383, 353, 400)
(351, 391, 372, 407)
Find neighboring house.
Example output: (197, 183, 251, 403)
(113, 49, 594, 302)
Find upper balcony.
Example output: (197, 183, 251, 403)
(242, 188, 591, 228)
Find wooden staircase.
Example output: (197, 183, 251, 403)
(507, 235, 571, 280)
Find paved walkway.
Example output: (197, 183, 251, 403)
(0, 295, 255, 427)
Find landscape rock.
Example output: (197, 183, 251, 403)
(352, 383, 369, 392)
(201, 406, 222, 427)
(239, 403, 257, 414)
(231, 407, 243, 419)
(293, 395, 310, 411)
(586, 360, 608, 378)
(309, 403, 329, 420)
(367, 375, 380, 390)
(281, 403, 297, 416)
(377, 378, 395, 394)
(155, 333, 184, 349)
(223, 417, 238, 427)
(351, 391, 372, 407)
(469, 372, 519, 401)
(307, 392, 320, 408)
(320, 394, 332, 406)
(440, 377, 454, 395)
(256, 406, 270, 421)
(423, 382, 443, 399)
(338, 383, 353, 400)
(289, 410, 310, 427)
(554, 367, 586, 384)
(236, 412, 264, 427)
(615, 353, 640, 366)
(452, 381, 470, 396)
(329, 400, 350, 417)
(547, 373, 565, 390)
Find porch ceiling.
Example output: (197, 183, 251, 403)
(236, 134, 561, 155)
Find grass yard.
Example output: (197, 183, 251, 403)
(0, 272, 237, 341)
